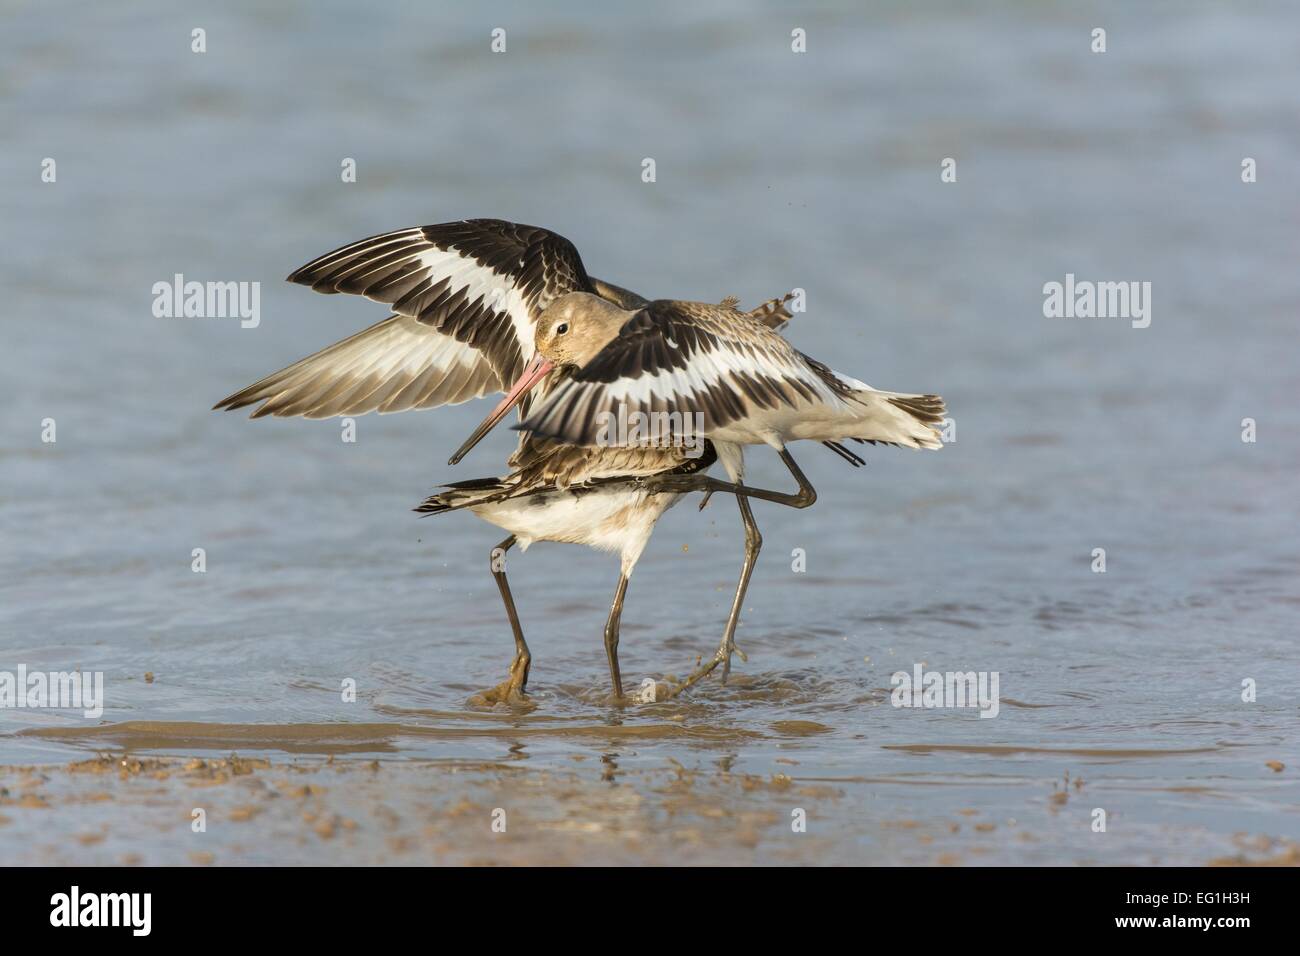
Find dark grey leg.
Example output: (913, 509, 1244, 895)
(637, 448, 817, 511)
(665, 490, 764, 698)
(484, 535, 531, 700)
(603, 574, 630, 699)
(718, 493, 762, 682)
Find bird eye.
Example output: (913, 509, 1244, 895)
(555, 323, 569, 335)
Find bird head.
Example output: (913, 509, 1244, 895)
(447, 292, 631, 464)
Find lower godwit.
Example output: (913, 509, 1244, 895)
(414, 437, 720, 702)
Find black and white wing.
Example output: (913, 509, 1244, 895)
(285, 219, 593, 389)
(216, 219, 593, 418)
(516, 299, 861, 447)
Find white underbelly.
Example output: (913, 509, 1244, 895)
(469, 484, 683, 555)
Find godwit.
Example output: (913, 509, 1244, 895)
(215, 219, 946, 699)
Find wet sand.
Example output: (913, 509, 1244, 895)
(3, 711, 1296, 866)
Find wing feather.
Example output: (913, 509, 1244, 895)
(285, 218, 595, 387)
(217, 219, 599, 421)
(212, 314, 499, 418)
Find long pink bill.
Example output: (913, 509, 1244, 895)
(447, 353, 554, 465)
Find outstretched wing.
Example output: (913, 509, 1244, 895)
(517, 299, 858, 446)
(217, 219, 594, 419)
(286, 219, 593, 388)
(212, 314, 500, 418)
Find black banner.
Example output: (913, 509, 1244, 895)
(0, 866, 1283, 940)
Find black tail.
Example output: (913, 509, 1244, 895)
(414, 476, 513, 515)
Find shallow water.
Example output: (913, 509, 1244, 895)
(2, 1, 1298, 865)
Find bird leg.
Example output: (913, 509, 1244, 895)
(639, 448, 817, 511)
(719, 493, 761, 681)
(603, 574, 630, 700)
(476, 535, 532, 704)
(662, 491, 761, 699)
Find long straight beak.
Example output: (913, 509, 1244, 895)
(448, 353, 554, 465)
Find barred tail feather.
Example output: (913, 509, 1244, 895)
(846, 389, 946, 450)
